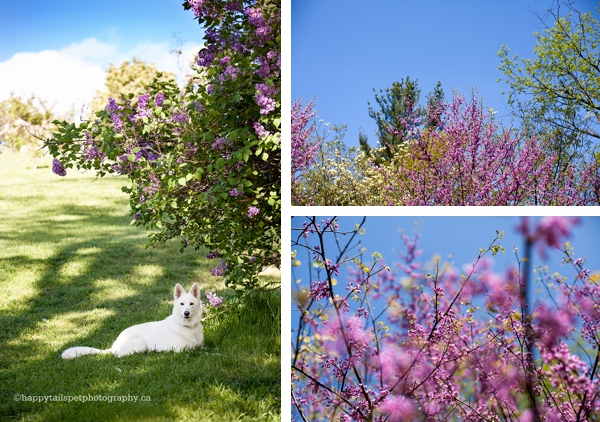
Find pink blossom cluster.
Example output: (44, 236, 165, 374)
(292, 217, 600, 421)
(291, 99, 321, 204)
(375, 94, 600, 205)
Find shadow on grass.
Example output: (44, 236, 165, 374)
(0, 198, 280, 421)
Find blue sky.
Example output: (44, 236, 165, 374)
(292, 0, 600, 147)
(0, 1, 204, 116)
(291, 216, 600, 309)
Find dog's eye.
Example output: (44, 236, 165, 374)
(180, 302, 184, 305)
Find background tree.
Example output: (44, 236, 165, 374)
(498, 0, 600, 173)
(0, 93, 54, 151)
(292, 121, 388, 206)
(88, 58, 176, 113)
(363, 77, 444, 160)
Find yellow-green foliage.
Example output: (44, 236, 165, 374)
(89, 58, 176, 112)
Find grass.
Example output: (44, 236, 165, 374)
(0, 153, 281, 421)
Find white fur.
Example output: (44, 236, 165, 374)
(61, 283, 204, 359)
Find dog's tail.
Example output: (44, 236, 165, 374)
(61, 346, 111, 359)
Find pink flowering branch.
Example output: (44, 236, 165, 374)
(291, 99, 321, 205)
(375, 94, 600, 206)
(292, 217, 600, 421)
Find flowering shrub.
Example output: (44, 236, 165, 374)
(376, 94, 600, 205)
(291, 94, 600, 206)
(45, 0, 281, 291)
(292, 217, 600, 421)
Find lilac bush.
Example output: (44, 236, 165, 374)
(292, 217, 600, 421)
(45, 0, 281, 291)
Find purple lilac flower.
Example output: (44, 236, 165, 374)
(142, 174, 161, 196)
(155, 92, 165, 107)
(197, 48, 215, 67)
(172, 111, 189, 123)
(256, 94, 275, 115)
(184, 142, 199, 158)
(194, 101, 205, 112)
(212, 137, 227, 150)
(210, 259, 230, 276)
(225, 1, 241, 12)
(206, 251, 221, 259)
(107, 97, 124, 131)
(245, 7, 271, 41)
(257, 56, 271, 78)
(107, 97, 120, 114)
(220, 56, 231, 65)
(130, 93, 152, 122)
(205, 28, 218, 42)
(255, 83, 278, 115)
(255, 82, 278, 97)
(188, 0, 205, 17)
(206, 291, 224, 308)
(247, 206, 260, 219)
(138, 93, 150, 109)
(253, 122, 269, 138)
(220, 65, 238, 82)
(52, 158, 67, 177)
(85, 145, 105, 161)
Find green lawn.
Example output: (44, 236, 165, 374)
(0, 153, 281, 421)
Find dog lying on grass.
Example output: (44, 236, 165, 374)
(61, 283, 204, 359)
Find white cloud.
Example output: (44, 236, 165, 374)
(61, 37, 118, 62)
(122, 40, 201, 85)
(0, 47, 106, 118)
(0, 37, 201, 119)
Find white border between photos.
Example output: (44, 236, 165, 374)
(281, 0, 291, 418)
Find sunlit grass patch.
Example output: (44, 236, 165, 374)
(0, 153, 280, 421)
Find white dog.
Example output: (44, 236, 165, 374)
(61, 283, 204, 359)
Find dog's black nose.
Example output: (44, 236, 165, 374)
(183, 311, 190, 318)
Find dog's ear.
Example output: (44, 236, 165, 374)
(174, 283, 185, 299)
(189, 283, 200, 298)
